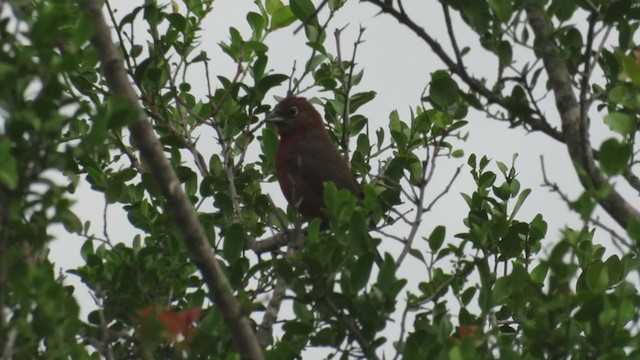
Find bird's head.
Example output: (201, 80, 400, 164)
(265, 97, 324, 137)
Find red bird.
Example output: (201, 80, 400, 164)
(265, 97, 362, 221)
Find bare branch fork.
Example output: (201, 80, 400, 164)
(77, 1, 264, 358)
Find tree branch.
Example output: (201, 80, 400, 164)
(257, 276, 287, 347)
(78, 1, 263, 358)
(360, 0, 563, 144)
(364, 0, 640, 229)
(522, 0, 640, 229)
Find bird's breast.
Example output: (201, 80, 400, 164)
(274, 134, 303, 203)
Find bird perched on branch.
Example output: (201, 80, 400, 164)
(266, 96, 384, 265)
(265, 96, 363, 221)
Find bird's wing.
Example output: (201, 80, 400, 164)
(288, 132, 362, 200)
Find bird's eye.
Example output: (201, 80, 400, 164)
(288, 106, 299, 117)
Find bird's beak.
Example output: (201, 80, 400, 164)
(265, 111, 285, 126)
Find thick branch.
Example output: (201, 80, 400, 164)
(257, 276, 286, 348)
(523, 0, 640, 228)
(78, 1, 263, 358)
(250, 230, 300, 254)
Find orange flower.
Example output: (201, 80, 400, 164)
(138, 307, 202, 342)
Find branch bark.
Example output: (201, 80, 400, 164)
(78, 1, 263, 358)
(256, 276, 286, 347)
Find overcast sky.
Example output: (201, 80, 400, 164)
(47, 0, 633, 357)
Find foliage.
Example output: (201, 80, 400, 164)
(0, 0, 639, 359)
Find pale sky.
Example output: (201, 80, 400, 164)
(47, 0, 632, 357)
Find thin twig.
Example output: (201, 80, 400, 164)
(539, 156, 571, 205)
(579, 12, 596, 125)
(391, 299, 412, 360)
(442, 3, 464, 69)
(423, 165, 463, 213)
(591, 217, 632, 249)
(109, 133, 144, 173)
(89, 289, 115, 360)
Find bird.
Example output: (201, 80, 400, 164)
(265, 96, 384, 266)
(265, 96, 363, 221)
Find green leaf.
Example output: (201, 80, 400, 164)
(530, 262, 549, 283)
(60, 209, 83, 234)
(468, 154, 477, 168)
(628, 217, 640, 244)
(529, 214, 547, 242)
(244, 41, 269, 54)
(429, 71, 459, 109)
(389, 110, 408, 151)
(311, 327, 337, 346)
(266, 0, 284, 14)
(166, 13, 186, 31)
(0, 140, 18, 190)
(461, 287, 476, 306)
(496, 161, 508, 176)
(570, 192, 596, 221)
(270, 5, 296, 30)
(585, 261, 608, 293)
(328, 0, 344, 11)
(449, 346, 463, 360)
(247, 12, 265, 38)
(428, 226, 446, 252)
(550, 0, 578, 21)
(349, 91, 376, 113)
(479, 156, 490, 171)
(621, 55, 640, 85)
(307, 218, 321, 245)
(223, 223, 245, 263)
(493, 276, 511, 304)
(608, 84, 631, 105)
(478, 285, 492, 313)
(478, 171, 496, 189)
(80, 240, 94, 262)
(510, 188, 531, 220)
(351, 254, 373, 291)
(376, 254, 396, 291)
(348, 211, 369, 252)
(605, 255, 622, 285)
(350, 115, 368, 136)
(604, 112, 637, 135)
(323, 181, 338, 212)
(451, 149, 464, 158)
(489, 0, 513, 22)
(493, 181, 511, 201)
(290, 0, 317, 25)
(257, 73, 289, 93)
(498, 40, 513, 65)
(72, 14, 94, 47)
(598, 138, 631, 175)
